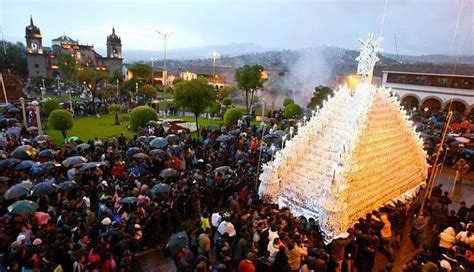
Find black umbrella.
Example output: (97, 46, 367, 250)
(160, 168, 178, 178)
(151, 183, 171, 194)
(235, 152, 249, 160)
(214, 166, 231, 174)
(0, 139, 7, 149)
(166, 134, 179, 142)
(0, 158, 21, 170)
(149, 149, 167, 158)
(62, 156, 87, 167)
(10, 145, 36, 159)
(4, 184, 29, 200)
(119, 197, 139, 204)
(8, 200, 39, 215)
(14, 160, 36, 171)
(79, 162, 102, 172)
(38, 149, 57, 158)
(133, 152, 149, 159)
(31, 181, 58, 196)
(40, 161, 61, 171)
(126, 147, 143, 156)
(58, 181, 77, 192)
(76, 143, 91, 150)
(165, 231, 188, 257)
(6, 127, 21, 137)
(216, 135, 233, 142)
(273, 130, 287, 137)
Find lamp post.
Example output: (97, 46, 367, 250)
(41, 78, 45, 101)
(255, 122, 267, 191)
(116, 78, 120, 97)
(68, 90, 73, 112)
(19, 97, 27, 128)
(210, 52, 220, 80)
(32, 100, 43, 135)
(155, 29, 173, 86)
(56, 75, 60, 95)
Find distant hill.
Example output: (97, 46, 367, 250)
(383, 53, 474, 64)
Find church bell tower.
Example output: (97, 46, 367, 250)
(107, 27, 122, 59)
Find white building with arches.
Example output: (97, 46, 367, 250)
(381, 64, 474, 113)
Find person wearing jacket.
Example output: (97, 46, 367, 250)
(379, 213, 394, 262)
(438, 227, 456, 253)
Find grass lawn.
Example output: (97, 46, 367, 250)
(44, 113, 133, 145)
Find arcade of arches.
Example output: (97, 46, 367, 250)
(401, 95, 469, 114)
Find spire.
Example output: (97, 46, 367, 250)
(30, 15, 34, 26)
(112, 26, 115, 35)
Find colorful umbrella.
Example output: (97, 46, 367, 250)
(150, 137, 168, 148)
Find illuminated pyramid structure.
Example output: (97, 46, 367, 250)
(258, 34, 428, 243)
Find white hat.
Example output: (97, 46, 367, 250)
(101, 180, 108, 186)
(33, 238, 42, 245)
(134, 224, 141, 229)
(16, 234, 26, 243)
(101, 217, 112, 226)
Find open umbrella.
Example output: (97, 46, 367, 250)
(137, 136, 150, 144)
(160, 168, 178, 178)
(76, 143, 91, 150)
(27, 126, 38, 131)
(34, 211, 51, 225)
(40, 161, 61, 171)
(120, 197, 139, 204)
(6, 127, 21, 137)
(79, 162, 102, 172)
(58, 181, 77, 192)
(228, 129, 241, 135)
(150, 137, 168, 148)
(235, 151, 249, 160)
(151, 183, 171, 194)
(14, 160, 36, 171)
(126, 147, 143, 156)
(4, 184, 29, 200)
(10, 145, 36, 159)
(7, 107, 20, 114)
(0, 139, 7, 149)
(214, 166, 231, 174)
(38, 149, 57, 158)
(263, 134, 280, 142)
(33, 135, 51, 142)
(31, 181, 58, 196)
(273, 130, 287, 137)
(8, 200, 39, 215)
(0, 158, 21, 170)
(165, 231, 188, 257)
(62, 156, 87, 167)
(5, 118, 20, 126)
(147, 120, 158, 127)
(133, 152, 149, 159)
(462, 133, 474, 139)
(149, 149, 167, 158)
(68, 136, 79, 142)
(166, 134, 179, 142)
(216, 135, 233, 142)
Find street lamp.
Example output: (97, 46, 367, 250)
(210, 52, 220, 79)
(151, 57, 156, 85)
(32, 100, 43, 135)
(56, 75, 60, 95)
(155, 29, 174, 86)
(41, 78, 45, 101)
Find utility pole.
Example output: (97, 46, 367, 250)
(155, 29, 173, 86)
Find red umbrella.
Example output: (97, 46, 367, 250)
(34, 211, 51, 226)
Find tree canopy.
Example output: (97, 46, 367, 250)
(129, 106, 157, 132)
(42, 99, 60, 116)
(49, 109, 74, 140)
(173, 77, 215, 134)
(307, 85, 334, 109)
(56, 53, 77, 79)
(128, 63, 152, 83)
(235, 64, 264, 113)
(0, 41, 27, 77)
(138, 84, 158, 102)
(284, 103, 302, 118)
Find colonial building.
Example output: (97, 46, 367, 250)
(382, 63, 474, 113)
(25, 16, 123, 78)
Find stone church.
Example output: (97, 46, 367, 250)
(25, 16, 123, 78)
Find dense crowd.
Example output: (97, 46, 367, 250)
(0, 103, 473, 272)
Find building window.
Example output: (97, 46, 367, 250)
(35, 64, 39, 68)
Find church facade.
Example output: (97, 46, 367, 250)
(25, 16, 123, 78)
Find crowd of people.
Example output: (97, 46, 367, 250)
(0, 102, 473, 272)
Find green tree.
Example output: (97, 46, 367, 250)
(235, 65, 264, 114)
(42, 99, 60, 116)
(138, 84, 158, 102)
(0, 41, 27, 77)
(129, 106, 157, 132)
(224, 108, 243, 125)
(283, 97, 294, 107)
(109, 70, 123, 85)
(264, 76, 283, 110)
(284, 103, 302, 118)
(56, 53, 77, 79)
(173, 78, 215, 135)
(222, 97, 232, 107)
(49, 109, 74, 140)
(307, 85, 334, 109)
(77, 68, 109, 113)
(207, 101, 221, 117)
(31, 76, 54, 88)
(128, 63, 152, 83)
(217, 85, 237, 100)
(121, 78, 139, 95)
(97, 86, 118, 99)
(109, 104, 121, 125)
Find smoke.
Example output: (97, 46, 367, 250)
(263, 47, 334, 109)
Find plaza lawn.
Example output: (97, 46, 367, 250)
(44, 113, 133, 144)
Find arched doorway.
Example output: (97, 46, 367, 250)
(421, 98, 442, 112)
(445, 100, 467, 113)
(401, 95, 420, 110)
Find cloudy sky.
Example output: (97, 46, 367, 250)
(1, 0, 472, 56)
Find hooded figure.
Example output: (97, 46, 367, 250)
(439, 227, 456, 249)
